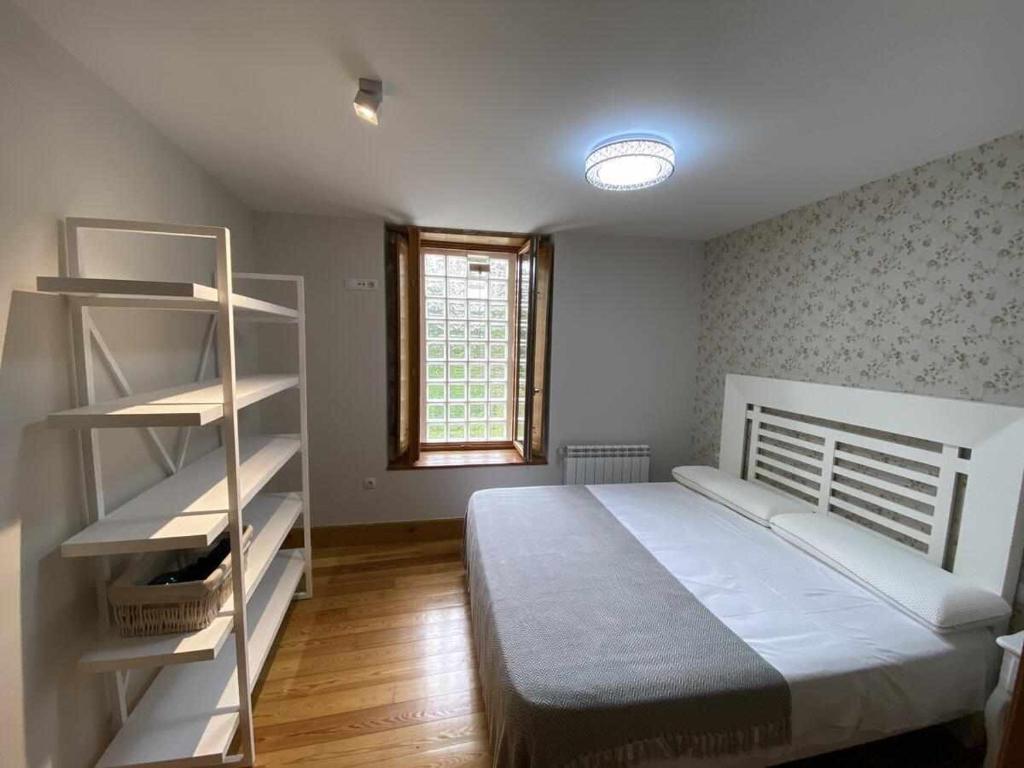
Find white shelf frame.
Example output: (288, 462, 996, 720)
(51, 217, 313, 768)
(95, 550, 306, 768)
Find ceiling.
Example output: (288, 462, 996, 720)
(16, 0, 1024, 240)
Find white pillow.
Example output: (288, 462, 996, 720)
(771, 512, 1011, 633)
(672, 465, 812, 526)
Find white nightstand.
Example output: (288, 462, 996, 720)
(986, 630, 1023, 767)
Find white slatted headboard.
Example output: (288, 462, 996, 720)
(720, 374, 1024, 602)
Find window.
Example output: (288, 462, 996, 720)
(386, 227, 553, 468)
(422, 250, 513, 444)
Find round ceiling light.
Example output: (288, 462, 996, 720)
(585, 137, 675, 191)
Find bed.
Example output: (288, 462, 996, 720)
(465, 375, 1024, 767)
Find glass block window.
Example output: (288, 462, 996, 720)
(423, 251, 513, 443)
(515, 256, 530, 444)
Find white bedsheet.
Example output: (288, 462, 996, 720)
(587, 482, 998, 766)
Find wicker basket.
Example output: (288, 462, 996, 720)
(109, 526, 254, 638)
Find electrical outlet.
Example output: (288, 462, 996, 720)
(345, 278, 380, 291)
(362, 477, 377, 490)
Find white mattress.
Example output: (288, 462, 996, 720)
(586, 482, 998, 766)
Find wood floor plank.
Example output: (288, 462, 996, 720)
(275, 615, 470, 656)
(255, 714, 486, 768)
(314, 570, 466, 595)
(392, 570, 467, 589)
(313, 559, 465, 584)
(314, 552, 463, 579)
(276, 606, 464, 638)
(309, 579, 467, 603)
(376, 738, 490, 768)
(265, 631, 475, 681)
(255, 689, 483, 753)
(313, 539, 463, 567)
(286, 591, 469, 623)
(259, 650, 477, 702)
(277, 605, 469, 645)
(254, 669, 479, 727)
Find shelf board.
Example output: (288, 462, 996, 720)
(48, 374, 298, 428)
(36, 276, 298, 321)
(96, 550, 305, 768)
(61, 435, 300, 558)
(78, 493, 303, 673)
(80, 617, 233, 676)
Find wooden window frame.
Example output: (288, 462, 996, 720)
(386, 226, 552, 469)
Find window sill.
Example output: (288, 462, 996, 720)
(389, 448, 545, 470)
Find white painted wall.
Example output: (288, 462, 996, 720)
(0, 3, 254, 765)
(253, 212, 703, 526)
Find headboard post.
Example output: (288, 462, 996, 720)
(718, 374, 1024, 602)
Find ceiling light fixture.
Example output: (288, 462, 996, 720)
(585, 136, 675, 191)
(353, 78, 383, 125)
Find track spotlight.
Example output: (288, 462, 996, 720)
(353, 78, 382, 126)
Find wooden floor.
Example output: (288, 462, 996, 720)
(253, 538, 483, 767)
(253, 538, 981, 768)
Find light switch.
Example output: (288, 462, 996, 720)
(345, 278, 380, 290)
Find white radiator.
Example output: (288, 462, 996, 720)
(562, 444, 651, 485)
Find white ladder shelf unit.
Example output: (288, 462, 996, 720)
(39, 217, 313, 768)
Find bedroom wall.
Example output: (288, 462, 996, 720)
(253, 212, 703, 526)
(0, 2, 255, 766)
(693, 129, 1024, 606)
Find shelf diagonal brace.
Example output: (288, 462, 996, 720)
(174, 314, 218, 471)
(87, 317, 177, 476)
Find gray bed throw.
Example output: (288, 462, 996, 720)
(465, 485, 791, 768)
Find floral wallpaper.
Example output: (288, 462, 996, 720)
(693, 129, 1024, 609)
(694, 130, 1024, 464)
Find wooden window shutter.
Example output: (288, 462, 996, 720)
(513, 235, 554, 463)
(385, 225, 421, 465)
(529, 236, 553, 461)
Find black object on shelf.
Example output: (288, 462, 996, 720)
(149, 534, 233, 585)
